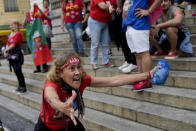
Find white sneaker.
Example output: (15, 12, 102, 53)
(118, 61, 129, 70)
(122, 64, 137, 73)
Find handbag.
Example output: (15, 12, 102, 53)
(7, 53, 19, 61)
(43, 24, 53, 38)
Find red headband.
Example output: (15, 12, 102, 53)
(10, 21, 19, 26)
(60, 57, 80, 70)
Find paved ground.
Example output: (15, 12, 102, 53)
(0, 107, 34, 131)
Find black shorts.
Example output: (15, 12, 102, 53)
(158, 29, 185, 51)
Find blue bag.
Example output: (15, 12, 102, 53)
(152, 60, 170, 85)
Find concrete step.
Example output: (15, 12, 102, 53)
(21, 54, 196, 72)
(52, 41, 117, 49)
(51, 45, 196, 57)
(0, 105, 34, 131)
(81, 108, 164, 131)
(1, 72, 196, 112)
(51, 28, 196, 45)
(189, 24, 196, 34)
(0, 95, 39, 130)
(186, 16, 196, 25)
(52, 22, 196, 35)
(1, 61, 196, 89)
(83, 90, 196, 131)
(51, 47, 123, 56)
(52, 13, 196, 27)
(0, 83, 41, 110)
(191, 34, 196, 44)
(185, 9, 196, 17)
(0, 83, 162, 131)
(87, 85, 196, 111)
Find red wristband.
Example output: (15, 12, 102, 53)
(149, 71, 151, 79)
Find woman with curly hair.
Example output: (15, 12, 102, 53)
(34, 51, 160, 131)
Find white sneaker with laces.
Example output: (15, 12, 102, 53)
(122, 64, 137, 73)
(118, 61, 129, 70)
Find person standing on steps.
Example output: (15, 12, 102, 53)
(61, 0, 88, 57)
(150, 0, 193, 59)
(34, 51, 161, 131)
(122, 0, 163, 91)
(33, 31, 53, 73)
(88, 0, 116, 70)
(110, 0, 137, 73)
(36, 0, 54, 50)
(3, 21, 27, 93)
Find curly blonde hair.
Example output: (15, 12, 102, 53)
(45, 51, 86, 86)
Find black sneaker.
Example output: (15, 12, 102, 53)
(0, 120, 4, 131)
(42, 68, 48, 73)
(17, 87, 27, 93)
(33, 69, 41, 73)
(19, 88, 27, 93)
(14, 87, 20, 93)
(79, 52, 88, 57)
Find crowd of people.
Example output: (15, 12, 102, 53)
(0, 0, 195, 130)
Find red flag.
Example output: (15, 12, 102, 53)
(149, 0, 162, 25)
(33, 4, 41, 19)
(33, 44, 53, 66)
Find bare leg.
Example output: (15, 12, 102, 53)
(141, 51, 152, 72)
(135, 53, 142, 73)
(149, 34, 163, 52)
(165, 27, 178, 52)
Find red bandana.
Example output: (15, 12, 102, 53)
(60, 57, 80, 70)
(10, 21, 19, 26)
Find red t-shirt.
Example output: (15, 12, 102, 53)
(40, 75, 92, 130)
(41, 9, 52, 26)
(90, 0, 112, 23)
(62, 0, 84, 24)
(7, 32, 22, 48)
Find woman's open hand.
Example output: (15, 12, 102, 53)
(61, 90, 77, 125)
(61, 24, 65, 32)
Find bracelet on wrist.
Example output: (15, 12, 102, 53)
(145, 71, 152, 80)
(149, 71, 152, 79)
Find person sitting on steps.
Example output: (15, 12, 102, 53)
(151, 0, 193, 59)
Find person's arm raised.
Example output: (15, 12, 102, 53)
(90, 66, 161, 87)
(45, 87, 77, 125)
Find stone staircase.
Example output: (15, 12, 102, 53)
(0, 2, 196, 131)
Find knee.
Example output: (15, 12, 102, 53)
(166, 27, 178, 35)
(68, 29, 74, 38)
(76, 28, 82, 39)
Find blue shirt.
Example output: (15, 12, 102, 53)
(122, 0, 150, 31)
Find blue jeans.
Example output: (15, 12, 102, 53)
(88, 17, 110, 64)
(180, 32, 193, 54)
(65, 22, 84, 53)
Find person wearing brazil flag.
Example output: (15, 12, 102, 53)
(61, 0, 88, 57)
